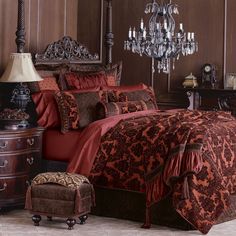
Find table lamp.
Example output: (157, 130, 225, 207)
(0, 53, 42, 129)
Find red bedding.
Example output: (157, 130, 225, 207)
(67, 109, 236, 234)
(43, 129, 82, 162)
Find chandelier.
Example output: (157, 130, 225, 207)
(124, 0, 198, 74)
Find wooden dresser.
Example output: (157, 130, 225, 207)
(0, 127, 44, 209)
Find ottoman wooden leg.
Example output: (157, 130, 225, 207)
(66, 218, 76, 230)
(32, 215, 41, 226)
(79, 214, 88, 225)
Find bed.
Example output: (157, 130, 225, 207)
(22, 1, 236, 235)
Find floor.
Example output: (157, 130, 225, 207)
(0, 210, 236, 236)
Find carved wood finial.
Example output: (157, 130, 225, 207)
(105, 0, 114, 65)
(15, 0, 26, 53)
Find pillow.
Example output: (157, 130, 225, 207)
(116, 88, 157, 104)
(104, 61, 122, 86)
(29, 76, 60, 93)
(31, 90, 60, 128)
(62, 61, 123, 90)
(55, 90, 107, 133)
(54, 91, 80, 133)
(64, 71, 108, 90)
(97, 100, 156, 119)
(102, 83, 148, 102)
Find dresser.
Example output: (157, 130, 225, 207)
(183, 88, 236, 115)
(0, 127, 44, 209)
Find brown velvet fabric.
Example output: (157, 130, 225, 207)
(73, 91, 107, 128)
(25, 183, 94, 217)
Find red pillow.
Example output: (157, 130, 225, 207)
(31, 91, 60, 128)
(29, 76, 60, 93)
(64, 71, 108, 90)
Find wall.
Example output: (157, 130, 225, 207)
(0, 0, 235, 108)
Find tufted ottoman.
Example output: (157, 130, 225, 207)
(25, 172, 95, 230)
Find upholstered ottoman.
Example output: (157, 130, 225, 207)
(25, 172, 95, 230)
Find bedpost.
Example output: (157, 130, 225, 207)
(105, 0, 114, 66)
(15, 0, 26, 53)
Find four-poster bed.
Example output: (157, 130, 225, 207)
(8, 0, 236, 234)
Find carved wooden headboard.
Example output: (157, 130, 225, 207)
(15, 0, 114, 66)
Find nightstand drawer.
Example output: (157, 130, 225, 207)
(0, 135, 41, 152)
(0, 152, 41, 175)
(0, 175, 29, 199)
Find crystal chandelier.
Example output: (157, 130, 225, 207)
(124, 0, 198, 74)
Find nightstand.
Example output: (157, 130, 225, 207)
(0, 127, 44, 210)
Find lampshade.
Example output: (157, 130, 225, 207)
(0, 53, 42, 83)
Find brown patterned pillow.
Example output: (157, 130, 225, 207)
(73, 91, 107, 128)
(54, 91, 80, 133)
(55, 90, 107, 132)
(97, 100, 156, 119)
(114, 87, 158, 108)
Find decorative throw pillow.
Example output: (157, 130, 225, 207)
(104, 61, 123, 86)
(54, 91, 80, 133)
(73, 91, 107, 128)
(29, 76, 60, 93)
(55, 90, 107, 133)
(64, 71, 108, 90)
(103, 83, 148, 102)
(31, 90, 61, 128)
(97, 100, 156, 119)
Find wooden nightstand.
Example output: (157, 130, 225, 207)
(0, 127, 44, 209)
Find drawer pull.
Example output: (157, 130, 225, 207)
(0, 160, 8, 168)
(27, 138, 35, 146)
(0, 141, 8, 149)
(0, 183, 7, 192)
(27, 157, 34, 165)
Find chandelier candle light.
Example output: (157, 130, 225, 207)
(124, 0, 198, 74)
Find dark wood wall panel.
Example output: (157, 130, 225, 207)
(169, 0, 225, 89)
(0, 0, 18, 72)
(226, 0, 236, 74)
(65, 0, 78, 39)
(77, 0, 102, 58)
(37, 0, 66, 52)
(112, 0, 151, 86)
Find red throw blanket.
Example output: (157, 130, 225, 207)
(86, 110, 236, 234)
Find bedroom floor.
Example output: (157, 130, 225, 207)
(0, 210, 235, 236)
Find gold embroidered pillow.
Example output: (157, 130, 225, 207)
(54, 91, 80, 133)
